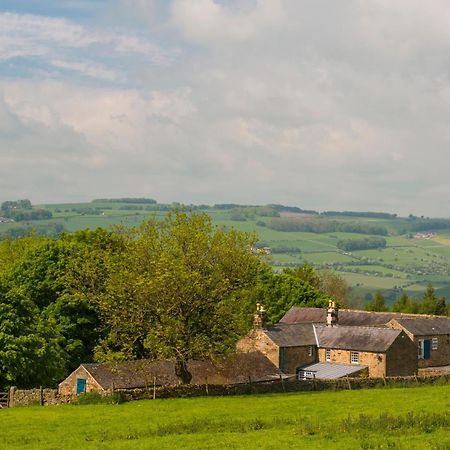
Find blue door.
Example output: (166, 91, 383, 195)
(76, 378, 87, 395)
(279, 347, 285, 371)
(423, 340, 431, 360)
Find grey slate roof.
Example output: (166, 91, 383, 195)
(79, 352, 281, 390)
(314, 325, 402, 352)
(264, 323, 316, 347)
(280, 307, 432, 327)
(298, 362, 367, 379)
(390, 317, 450, 336)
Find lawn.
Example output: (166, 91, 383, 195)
(0, 385, 449, 449)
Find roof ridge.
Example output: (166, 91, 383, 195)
(340, 309, 440, 318)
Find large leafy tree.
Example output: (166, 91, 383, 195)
(93, 211, 262, 383)
(0, 229, 119, 388)
(248, 268, 329, 324)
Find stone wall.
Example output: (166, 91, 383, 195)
(236, 329, 279, 368)
(386, 332, 418, 376)
(7, 374, 449, 406)
(8, 387, 74, 407)
(318, 348, 386, 378)
(116, 374, 449, 400)
(283, 346, 316, 374)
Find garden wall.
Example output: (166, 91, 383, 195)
(8, 374, 448, 407)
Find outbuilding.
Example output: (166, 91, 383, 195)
(387, 316, 450, 368)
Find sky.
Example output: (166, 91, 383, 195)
(1, 0, 450, 216)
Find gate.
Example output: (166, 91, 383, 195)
(0, 392, 9, 408)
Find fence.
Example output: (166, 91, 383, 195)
(5, 374, 449, 407)
(0, 392, 9, 408)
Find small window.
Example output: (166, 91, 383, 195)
(351, 351, 359, 364)
(418, 339, 424, 359)
(432, 337, 438, 350)
(308, 346, 313, 357)
(325, 349, 331, 362)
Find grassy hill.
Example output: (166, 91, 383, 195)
(0, 384, 448, 449)
(2, 199, 450, 303)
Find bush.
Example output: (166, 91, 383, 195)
(74, 391, 126, 405)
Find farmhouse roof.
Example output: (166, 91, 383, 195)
(263, 323, 316, 347)
(314, 325, 402, 352)
(77, 352, 280, 390)
(298, 362, 367, 379)
(389, 317, 450, 336)
(280, 307, 432, 327)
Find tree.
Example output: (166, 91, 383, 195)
(92, 211, 262, 383)
(365, 291, 388, 312)
(434, 297, 447, 316)
(0, 283, 66, 388)
(248, 268, 329, 324)
(419, 284, 438, 314)
(284, 264, 349, 306)
(392, 293, 418, 314)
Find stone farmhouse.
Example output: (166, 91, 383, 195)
(59, 352, 281, 396)
(237, 302, 450, 379)
(280, 304, 450, 370)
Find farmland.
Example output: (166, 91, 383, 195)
(2, 199, 450, 303)
(0, 384, 448, 449)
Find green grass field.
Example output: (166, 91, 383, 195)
(0, 385, 448, 449)
(3, 200, 450, 299)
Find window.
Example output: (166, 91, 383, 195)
(308, 346, 313, 357)
(418, 339, 424, 359)
(325, 349, 331, 362)
(432, 337, 438, 350)
(351, 351, 359, 364)
(298, 370, 315, 380)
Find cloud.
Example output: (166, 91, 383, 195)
(2, 1, 450, 215)
(0, 11, 175, 83)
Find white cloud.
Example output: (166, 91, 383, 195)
(2, 1, 450, 215)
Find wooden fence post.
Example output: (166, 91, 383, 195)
(8, 387, 15, 408)
(39, 386, 44, 406)
(153, 376, 156, 400)
(205, 377, 209, 396)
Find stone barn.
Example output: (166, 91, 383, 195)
(58, 352, 281, 396)
(388, 316, 450, 368)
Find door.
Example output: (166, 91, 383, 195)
(76, 378, 87, 395)
(279, 347, 285, 371)
(423, 340, 431, 360)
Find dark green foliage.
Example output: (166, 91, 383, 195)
(392, 293, 419, 313)
(420, 284, 438, 314)
(2, 209, 52, 221)
(74, 391, 125, 405)
(321, 211, 397, 219)
(92, 198, 157, 204)
(268, 218, 388, 235)
(365, 291, 388, 312)
(1, 199, 32, 210)
(248, 268, 329, 324)
(337, 237, 386, 251)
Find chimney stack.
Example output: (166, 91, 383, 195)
(326, 300, 338, 327)
(254, 303, 266, 329)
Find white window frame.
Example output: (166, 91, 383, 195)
(432, 337, 438, 350)
(325, 349, 331, 362)
(350, 351, 359, 364)
(308, 346, 313, 357)
(418, 339, 424, 359)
